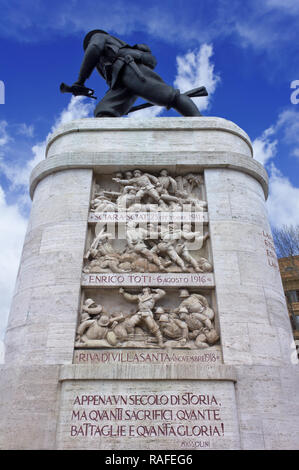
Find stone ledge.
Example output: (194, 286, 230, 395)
(46, 117, 253, 157)
(59, 363, 238, 382)
(30, 151, 268, 199)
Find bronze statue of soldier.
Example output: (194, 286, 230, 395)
(61, 29, 206, 118)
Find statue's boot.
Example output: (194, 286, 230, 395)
(172, 94, 202, 116)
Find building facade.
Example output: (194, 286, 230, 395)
(278, 255, 299, 359)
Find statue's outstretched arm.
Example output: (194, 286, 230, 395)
(119, 288, 138, 303)
(75, 33, 106, 86)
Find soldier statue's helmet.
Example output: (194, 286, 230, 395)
(155, 307, 165, 314)
(84, 298, 96, 307)
(179, 288, 190, 298)
(160, 169, 168, 176)
(178, 307, 189, 314)
(158, 314, 169, 323)
(83, 29, 109, 51)
(205, 329, 219, 344)
(97, 315, 110, 327)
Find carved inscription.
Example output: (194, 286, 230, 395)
(73, 348, 223, 364)
(57, 381, 240, 449)
(262, 231, 278, 269)
(82, 272, 215, 287)
(70, 392, 224, 440)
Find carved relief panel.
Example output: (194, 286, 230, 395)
(75, 169, 220, 352)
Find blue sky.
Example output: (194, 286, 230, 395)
(0, 0, 299, 351)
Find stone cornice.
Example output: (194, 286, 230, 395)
(30, 150, 268, 199)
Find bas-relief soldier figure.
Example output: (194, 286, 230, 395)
(80, 298, 103, 322)
(76, 314, 123, 347)
(126, 220, 166, 271)
(84, 228, 129, 274)
(76, 298, 124, 346)
(119, 287, 166, 347)
(70, 30, 202, 118)
(157, 169, 178, 194)
(177, 288, 215, 329)
(157, 311, 189, 346)
(175, 288, 219, 348)
(151, 226, 186, 271)
(116, 186, 139, 209)
(176, 226, 212, 272)
(113, 169, 164, 205)
(90, 194, 116, 212)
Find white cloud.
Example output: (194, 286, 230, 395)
(0, 120, 10, 146)
(174, 44, 220, 112)
(265, 0, 299, 14)
(52, 95, 94, 129)
(17, 123, 35, 138)
(252, 127, 277, 166)
(267, 164, 299, 228)
(253, 108, 299, 165)
(252, 109, 299, 228)
(276, 109, 299, 153)
(128, 43, 220, 118)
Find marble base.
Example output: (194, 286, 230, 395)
(1, 117, 298, 450)
(1, 362, 299, 449)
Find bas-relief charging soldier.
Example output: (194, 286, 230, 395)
(119, 287, 166, 347)
(113, 169, 164, 205)
(126, 221, 166, 271)
(68, 30, 202, 118)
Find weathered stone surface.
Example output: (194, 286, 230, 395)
(46, 117, 253, 157)
(235, 365, 299, 450)
(0, 365, 60, 449)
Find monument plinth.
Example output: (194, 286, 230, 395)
(1, 117, 298, 450)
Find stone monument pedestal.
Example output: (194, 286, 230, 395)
(1, 117, 298, 450)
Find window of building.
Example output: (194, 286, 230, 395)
(286, 290, 299, 303)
